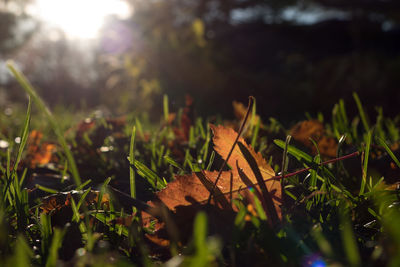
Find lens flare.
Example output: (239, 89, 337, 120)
(302, 253, 327, 267)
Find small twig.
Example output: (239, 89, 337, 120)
(202, 151, 361, 201)
(207, 96, 254, 204)
(265, 151, 360, 182)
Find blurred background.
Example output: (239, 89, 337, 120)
(1, 0, 400, 123)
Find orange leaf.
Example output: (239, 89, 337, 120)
(142, 171, 248, 246)
(154, 125, 281, 217)
(155, 171, 245, 211)
(40, 190, 110, 214)
(290, 120, 337, 157)
(30, 143, 56, 166)
(211, 124, 281, 222)
(141, 125, 282, 247)
(232, 100, 261, 129)
(27, 130, 43, 154)
(26, 130, 58, 167)
(210, 124, 275, 180)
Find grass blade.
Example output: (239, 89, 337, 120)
(133, 159, 166, 190)
(274, 139, 313, 163)
(353, 92, 370, 132)
(7, 235, 33, 267)
(14, 97, 31, 170)
(35, 184, 59, 194)
(360, 129, 372, 195)
(45, 228, 65, 267)
(7, 61, 81, 186)
(238, 142, 280, 225)
(340, 204, 361, 267)
(163, 94, 169, 123)
(377, 137, 400, 169)
(129, 126, 136, 198)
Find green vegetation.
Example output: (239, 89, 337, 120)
(1, 65, 400, 267)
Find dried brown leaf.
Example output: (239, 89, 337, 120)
(155, 171, 245, 211)
(233, 100, 261, 130)
(210, 124, 275, 179)
(142, 125, 282, 247)
(290, 120, 337, 157)
(40, 190, 110, 214)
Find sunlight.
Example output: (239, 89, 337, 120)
(28, 0, 131, 39)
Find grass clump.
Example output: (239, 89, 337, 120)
(0, 64, 400, 266)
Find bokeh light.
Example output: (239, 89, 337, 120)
(27, 0, 131, 39)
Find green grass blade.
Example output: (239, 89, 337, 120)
(163, 94, 169, 123)
(76, 179, 91, 191)
(238, 142, 280, 225)
(133, 159, 166, 190)
(377, 137, 400, 169)
(6, 148, 10, 180)
(70, 197, 88, 243)
(7, 61, 81, 186)
(249, 97, 257, 134)
(340, 205, 361, 267)
(194, 211, 207, 244)
(76, 188, 92, 211)
(129, 126, 136, 198)
(281, 135, 292, 176)
(6, 235, 33, 267)
(353, 92, 370, 132)
(35, 184, 59, 194)
(18, 168, 28, 188)
(311, 224, 334, 258)
(381, 209, 400, 266)
(251, 118, 260, 148)
(274, 139, 313, 163)
(360, 130, 372, 195)
(164, 155, 184, 171)
(14, 97, 31, 170)
(40, 213, 52, 256)
(135, 118, 144, 140)
(206, 151, 215, 171)
(45, 228, 65, 267)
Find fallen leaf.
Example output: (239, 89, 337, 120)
(142, 125, 282, 247)
(210, 124, 275, 179)
(26, 130, 58, 167)
(171, 94, 194, 142)
(40, 190, 110, 214)
(233, 100, 261, 130)
(27, 130, 43, 154)
(290, 120, 337, 157)
(155, 171, 246, 211)
(30, 143, 56, 166)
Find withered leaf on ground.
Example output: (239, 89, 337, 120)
(142, 124, 282, 246)
(155, 171, 249, 211)
(26, 130, 57, 167)
(40, 190, 110, 214)
(210, 124, 281, 221)
(210, 124, 275, 179)
(233, 100, 261, 131)
(290, 120, 337, 157)
(169, 94, 194, 142)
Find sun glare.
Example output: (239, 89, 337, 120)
(28, 0, 131, 39)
